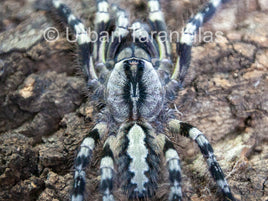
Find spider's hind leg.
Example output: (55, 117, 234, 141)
(72, 122, 108, 201)
(100, 135, 116, 201)
(157, 134, 182, 201)
(168, 119, 235, 201)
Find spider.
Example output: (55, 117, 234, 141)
(50, 0, 235, 200)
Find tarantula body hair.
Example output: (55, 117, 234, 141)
(106, 57, 165, 123)
(50, 0, 235, 200)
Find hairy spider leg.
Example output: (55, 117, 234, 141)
(171, 0, 227, 87)
(71, 122, 108, 201)
(157, 134, 182, 201)
(147, 0, 173, 74)
(106, 4, 129, 62)
(168, 119, 235, 201)
(52, 0, 100, 89)
(100, 136, 116, 201)
(165, 0, 228, 100)
(93, 0, 110, 78)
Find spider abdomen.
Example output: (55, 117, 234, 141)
(116, 123, 160, 199)
(106, 57, 165, 123)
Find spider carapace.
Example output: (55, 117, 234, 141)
(51, 0, 235, 200)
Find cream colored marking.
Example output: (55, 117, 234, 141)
(156, 134, 166, 151)
(100, 39, 107, 63)
(206, 156, 214, 167)
(117, 16, 128, 27)
(131, 22, 148, 39)
(105, 135, 117, 156)
(189, 127, 203, 140)
(100, 156, 114, 168)
(148, 1, 160, 12)
(211, 0, 221, 7)
(195, 12, 204, 22)
(149, 11, 164, 21)
(52, 0, 61, 8)
(180, 31, 194, 45)
(114, 27, 129, 37)
(79, 137, 94, 153)
(89, 56, 98, 79)
(157, 36, 165, 59)
(95, 13, 110, 24)
(165, 149, 180, 161)
(131, 22, 140, 30)
(168, 180, 182, 201)
(74, 23, 86, 34)
(103, 191, 114, 201)
(171, 57, 180, 79)
(127, 124, 149, 193)
(168, 119, 181, 133)
(71, 194, 83, 201)
(67, 14, 76, 23)
(113, 15, 129, 37)
(217, 179, 230, 192)
(168, 158, 181, 172)
(98, 1, 109, 12)
(77, 33, 90, 45)
(74, 170, 86, 180)
(180, 20, 198, 45)
(94, 122, 108, 138)
(101, 166, 113, 180)
(194, 133, 208, 146)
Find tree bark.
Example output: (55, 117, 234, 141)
(0, 0, 267, 200)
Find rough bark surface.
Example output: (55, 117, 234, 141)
(0, 0, 267, 201)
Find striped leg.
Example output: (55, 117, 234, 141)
(147, 0, 172, 73)
(106, 5, 129, 61)
(93, 0, 110, 64)
(157, 134, 182, 201)
(168, 119, 235, 201)
(100, 136, 116, 201)
(51, 0, 99, 88)
(92, 0, 111, 80)
(72, 122, 108, 201)
(171, 0, 227, 86)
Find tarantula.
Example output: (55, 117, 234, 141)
(51, 0, 235, 200)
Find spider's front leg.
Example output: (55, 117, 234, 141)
(52, 0, 100, 88)
(72, 122, 108, 201)
(93, 0, 110, 70)
(147, 0, 172, 74)
(168, 119, 235, 201)
(106, 4, 129, 61)
(166, 0, 229, 99)
(172, 0, 227, 85)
